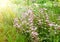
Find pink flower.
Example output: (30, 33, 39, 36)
(14, 17, 19, 22)
(30, 27, 37, 31)
(48, 23, 54, 26)
(31, 31, 38, 36)
(28, 9, 33, 14)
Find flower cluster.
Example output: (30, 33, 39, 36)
(13, 7, 60, 42)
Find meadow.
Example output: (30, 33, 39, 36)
(0, 0, 60, 42)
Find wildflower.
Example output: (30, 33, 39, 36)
(34, 3, 39, 7)
(27, 9, 33, 14)
(45, 14, 49, 20)
(30, 27, 37, 31)
(48, 23, 54, 26)
(54, 24, 58, 27)
(22, 12, 28, 18)
(17, 24, 21, 28)
(40, 8, 44, 13)
(38, 20, 42, 25)
(24, 12, 28, 16)
(45, 19, 49, 22)
(28, 18, 33, 23)
(14, 23, 18, 27)
(26, 30, 30, 33)
(57, 26, 60, 30)
(43, 8, 47, 10)
(54, 27, 57, 30)
(22, 20, 27, 24)
(14, 17, 19, 22)
(31, 31, 38, 37)
(29, 23, 33, 26)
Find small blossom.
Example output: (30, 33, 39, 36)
(57, 26, 60, 30)
(40, 8, 44, 13)
(34, 3, 39, 7)
(14, 17, 19, 22)
(38, 20, 42, 25)
(31, 31, 38, 37)
(26, 30, 30, 33)
(17, 24, 21, 28)
(28, 9, 33, 14)
(54, 24, 58, 27)
(28, 18, 33, 23)
(30, 27, 37, 31)
(43, 8, 47, 10)
(45, 19, 49, 22)
(48, 23, 54, 26)
(54, 27, 57, 30)
(14, 23, 18, 26)
(22, 20, 27, 24)
(29, 23, 33, 26)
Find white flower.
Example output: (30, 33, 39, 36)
(17, 25, 21, 28)
(15, 23, 18, 26)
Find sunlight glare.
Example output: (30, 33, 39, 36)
(0, 0, 9, 8)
